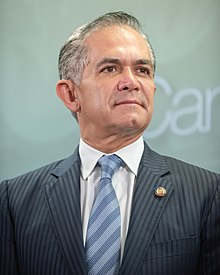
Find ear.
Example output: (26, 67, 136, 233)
(56, 79, 80, 112)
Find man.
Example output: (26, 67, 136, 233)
(0, 11, 219, 275)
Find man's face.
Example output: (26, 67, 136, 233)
(75, 25, 156, 143)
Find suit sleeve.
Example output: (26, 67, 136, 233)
(198, 177, 220, 274)
(0, 180, 20, 275)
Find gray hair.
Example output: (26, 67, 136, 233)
(58, 11, 156, 85)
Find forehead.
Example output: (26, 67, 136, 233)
(85, 25, 150, 62)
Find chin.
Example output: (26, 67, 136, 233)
(118, 119, 148, 133)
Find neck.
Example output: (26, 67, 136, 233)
(81, 132, 143, 153)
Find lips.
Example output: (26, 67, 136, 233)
(115, 99, 143, 107)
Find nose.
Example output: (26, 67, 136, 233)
(117, 68, 139, 91)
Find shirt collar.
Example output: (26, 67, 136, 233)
(115, 136, 144, 176)
(79, 136, 144, 180)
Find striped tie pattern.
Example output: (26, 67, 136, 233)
(85, 154, 122, 275)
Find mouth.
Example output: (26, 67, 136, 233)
(115, 99, 143, 107)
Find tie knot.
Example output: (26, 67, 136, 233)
(98, 154, 122, 179)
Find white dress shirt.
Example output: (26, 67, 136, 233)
(79, 136, 144, 260)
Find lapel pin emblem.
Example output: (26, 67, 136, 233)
(155, 187, 167, 197)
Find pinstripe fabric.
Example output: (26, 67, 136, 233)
(1, 143, 220, 275)
(44, 162, 86, 275)
(119, 146, 220, 275)
(0, 152, 86, 275)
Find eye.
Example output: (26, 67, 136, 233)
(101, 66, 117, 73)
(136, 67, 151, 76)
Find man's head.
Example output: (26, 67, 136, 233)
(56, 11, 156, 152)
(58, 11, 156, 86)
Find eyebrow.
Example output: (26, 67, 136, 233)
(96, 58, 121, 69)
(96, 58, 154, 70)
(135, 59, 154, 68)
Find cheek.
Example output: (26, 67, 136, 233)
(149, 92, 155, 106)
(81, 89, 109, 115)
(144, 84, 156, 103)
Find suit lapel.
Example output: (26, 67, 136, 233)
(119, 144, 174, 274)
(44, 149, 87, 275)
(43, 143, 173, 274)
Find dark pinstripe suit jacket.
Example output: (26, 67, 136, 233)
(1, 143, 220, 275)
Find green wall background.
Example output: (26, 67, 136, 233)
(1, 0, 219, 180)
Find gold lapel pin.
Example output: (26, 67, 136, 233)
(155, 187, 167, 197)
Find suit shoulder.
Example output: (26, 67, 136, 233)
(164, 155, 219, 175)
(1, 159, 64, 189)
(142, 143, 219, 182)
(163, 155, 220, 190)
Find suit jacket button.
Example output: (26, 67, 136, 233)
(155, 187, 167, 197)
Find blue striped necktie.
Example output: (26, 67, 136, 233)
(85, 154, 122, 275)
